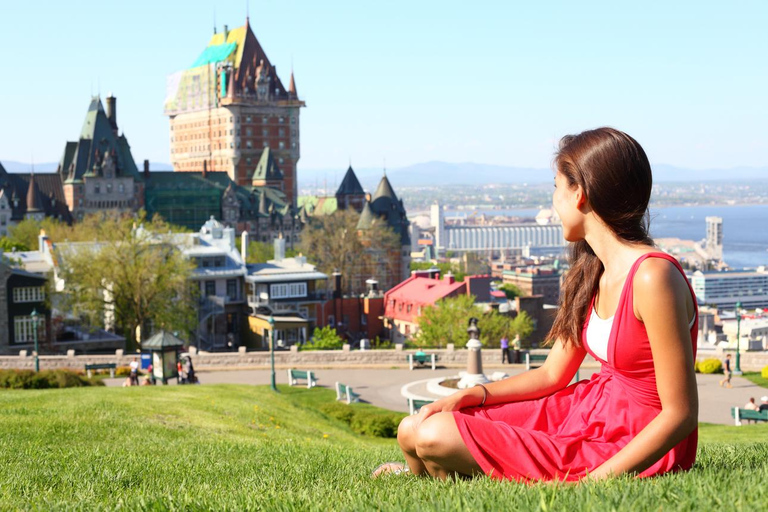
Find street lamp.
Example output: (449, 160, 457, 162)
(30, 309, 39, 372)
(267, 315, 278, 392)
(734, 301, 743, 375)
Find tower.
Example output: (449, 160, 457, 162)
(706, 216, 723, 261)
(164, 19, 305, 206)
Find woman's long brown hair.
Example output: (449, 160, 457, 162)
(547, 127, 654, 348)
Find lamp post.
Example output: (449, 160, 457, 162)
(267, 315, 278, 392)
(734, 301, 743, 375)
(30, 309, 39, 372)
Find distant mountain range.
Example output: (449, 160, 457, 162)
(2, 159, 766, 189)
(301, 161, 768, 190)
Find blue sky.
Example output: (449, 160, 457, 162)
(1, 1, 766, 171)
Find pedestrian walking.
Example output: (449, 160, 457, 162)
(500, 336, 509, 364)
(719, 354, 732, 388)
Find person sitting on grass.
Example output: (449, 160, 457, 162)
(374, 127, 699, 482)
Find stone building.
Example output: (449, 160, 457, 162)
(164, 18, 305, 205)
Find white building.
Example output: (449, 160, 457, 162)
(705, 216, 723, 261)
(690, 267, 768, 310)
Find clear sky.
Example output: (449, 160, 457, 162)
(1, 1, 766, 171)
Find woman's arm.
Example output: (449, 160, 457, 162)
(587, 258, 698, 479)
(412, 337, 586, 428)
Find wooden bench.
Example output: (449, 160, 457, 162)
(85, 363, 117, 378)
(335, 382, 360, 404)
(525, 352, 548, 370)
(407, 353, 438, 370)
(287, 369, 318, 388)
(731, 407, 768, 426)
(407, 397, 435, 415)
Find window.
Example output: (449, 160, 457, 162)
(226, 279, 238, 300)
(278, 141, 285, 149)
(246, 115, 252, 123)
(291, 117, 296, 124)
(246, 128, 253, 136)
(262, 129, 269, 137)
(406, 304, 412, 313)
(94, 184, 100, 194)
(279, 117, 284, 123)
(106, 184, 112, 194)
(327, 315, 335, 327)
(205, 281, 216, 296)
(262, 116, 268, 124)
(278, 128, 285, 137)
(13, 287, 45, 303)
(269, 282, 307, 299)
(14, 315, 44, 343)
(246, 140, 253, 149)
(118, 183, 124, 193)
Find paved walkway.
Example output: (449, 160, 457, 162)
(105, 367, 760, 425)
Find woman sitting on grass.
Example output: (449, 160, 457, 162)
(376, 127, 699, 482)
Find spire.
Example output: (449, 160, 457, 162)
(336, 165, 364, 197)
(356, 201, 377, 231)
(372, 174, 398, 202)
(26, 173, 43, 213)
(252, 147, 284, 182)
(288, 71, 298, 98)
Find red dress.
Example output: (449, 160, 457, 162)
(453, 252, 698, 482)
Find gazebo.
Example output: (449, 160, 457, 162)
(143, 331, 185, 384)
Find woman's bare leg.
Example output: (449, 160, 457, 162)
(397, 414, 428, 475)
(414, 412, 483, 480)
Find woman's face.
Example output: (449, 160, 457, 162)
(552, 171, 585, 242)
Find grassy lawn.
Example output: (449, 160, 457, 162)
(2, 385, 768, 511)
(742, 372, 768, 388)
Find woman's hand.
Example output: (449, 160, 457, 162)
(411, 388, 482, 431)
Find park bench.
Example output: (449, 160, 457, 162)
(407, 353, 438, 370)
(525, 352, 548, 370)
(407, 397, 435, 415)
(85, 363, 117, 378)
(335, 382, 360, 404)
(731, 407, 768, 426)
(287, 369, 318, 388)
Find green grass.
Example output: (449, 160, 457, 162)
(2, 385, 768, 511)
(742, 372, 768, 388)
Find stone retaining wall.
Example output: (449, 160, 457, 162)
(5, 346, 763, 372)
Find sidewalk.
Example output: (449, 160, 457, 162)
(105, 367, 762, 425)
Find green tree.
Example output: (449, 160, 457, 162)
(299, 209, 400, 294)
(409, 261, 466, 282)
(416, 295, 534, 349)
(498, 283, 524, 300)
(246, 240, 297, 264)
(303, 326, 344, 350)
(58, 211, 197, 351)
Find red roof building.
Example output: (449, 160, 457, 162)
(383, 271, 492, 343)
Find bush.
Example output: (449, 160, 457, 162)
(0, 369, 104, 389)
(318, 402, 404, 438)
(115, 366, 143, 377)
(698, 359, 723, 374)
(761, 365, 768, 379)
(302, 326, 344, 351)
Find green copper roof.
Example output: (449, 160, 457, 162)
(143, 330, 185, 349)
(356, 201, 377, 230)
(252, 147, 283, 182)
(190, 42, 237, 68)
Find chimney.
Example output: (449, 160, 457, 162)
(365, 278, 379, 296)
(223, 25, 229, 40)
(443, 272, 455, 285)
(273, 236, 286, 261)
(143, 159, 150, 180)
(38, 228, 48, 253)
(241, 231, 249, 262)
(106, 94, 117, 132)
(333, 271, 342, 299)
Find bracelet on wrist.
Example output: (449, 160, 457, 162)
(474, 383, 488, 407)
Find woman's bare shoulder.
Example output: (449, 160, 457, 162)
(632, 255, 691, 321)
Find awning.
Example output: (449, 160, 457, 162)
(249, 314, 309, 331)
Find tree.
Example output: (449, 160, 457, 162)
(58, 211, 197, 351)
(303, 326, 344, 350)
(246, 240, 297, 264)
(416, 295, 534, 349)
(498, 283, 524, 300)
(298, 209, 400, 294)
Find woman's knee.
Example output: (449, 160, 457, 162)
(414, 413, 454, 460)
(397, 414, 417, 451)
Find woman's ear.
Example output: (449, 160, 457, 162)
(574, 185, 587, 211)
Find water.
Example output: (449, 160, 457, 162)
(445, 204, 768, 269)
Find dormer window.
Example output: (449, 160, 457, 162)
(94, 184, 100, 194)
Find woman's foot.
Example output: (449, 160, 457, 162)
(371, 462, 410, 478)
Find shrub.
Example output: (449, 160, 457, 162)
(761, 365, 768, 379)
(350, 413, 401, 438)
(319, 402, 355, 424)
(0, 369, 104, 389)
(698, 359, 723, 374)
(302, 326, 344, 351)
(694, 361, 700, 373)
(115, 366, 143, 377)
(318, 402, 405, 438)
